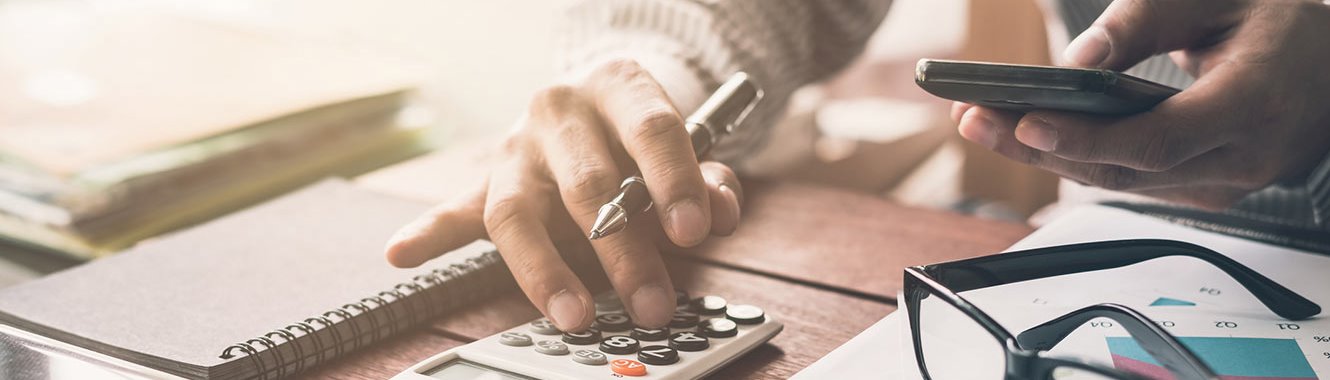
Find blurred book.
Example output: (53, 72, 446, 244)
(0, 3, 434, 258)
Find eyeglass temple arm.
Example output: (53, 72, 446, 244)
(1016, 303, 1219, 380)
(931, 239, 1320, 320)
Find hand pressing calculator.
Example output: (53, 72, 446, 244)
(393, 290, 783, 379)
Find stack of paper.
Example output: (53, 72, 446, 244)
(0, 3, 432, 258)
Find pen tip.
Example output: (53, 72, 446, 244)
(588, 230, 603, 240)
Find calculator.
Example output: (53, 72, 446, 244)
(393, 290, 783, 380)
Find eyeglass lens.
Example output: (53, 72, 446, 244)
(918, 293, 1005, 380)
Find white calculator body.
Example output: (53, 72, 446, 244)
(393, 291, 782, 380)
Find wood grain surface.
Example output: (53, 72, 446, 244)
(678, 181, 1032, 301)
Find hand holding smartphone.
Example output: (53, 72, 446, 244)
(915, 59, 1179, 115)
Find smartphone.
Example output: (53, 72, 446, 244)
(915, 59, 1179, 115)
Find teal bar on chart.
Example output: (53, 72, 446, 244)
(1107, 336, 1317, 379)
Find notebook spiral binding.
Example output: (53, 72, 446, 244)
(218, 249, 507, 379)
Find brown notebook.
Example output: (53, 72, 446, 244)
(0, 180, 512, 379)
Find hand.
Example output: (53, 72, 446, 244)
(383, 59, 744, 331)
(954, 0, 1330, 210)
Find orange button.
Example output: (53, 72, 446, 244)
(610, 359, 647, 376)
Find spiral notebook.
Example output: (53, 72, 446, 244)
(0, 179, 513, 379)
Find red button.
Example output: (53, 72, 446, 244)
(610, 359, 647, 376)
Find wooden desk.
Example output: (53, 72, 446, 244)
(299, 175, 1031, 378)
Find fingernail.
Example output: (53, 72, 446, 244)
(630, 284, 672, 328)
(1016, 117, 1058, 152)
(667, 199, 707, 245)
(961, 115, 998, 149)
(719, 184, 741, 224)
(1064, 26, 1111, 67)
(547, 290, 586, 330)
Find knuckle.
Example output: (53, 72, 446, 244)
(482, 195, 525, 236)
(562, 161, 620, 208)
(593, 58, 647, 81)
(627, 108, 684, 146)
(528, 84, 580, 117)
(1087, 165, 1139, 191)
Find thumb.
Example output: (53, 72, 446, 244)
(1063, 0, 1241, 70)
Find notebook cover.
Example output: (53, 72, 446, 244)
(0, 179, 496, 376)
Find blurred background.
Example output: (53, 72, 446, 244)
(0, 0, 1058, 285)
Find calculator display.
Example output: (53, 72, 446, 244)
(424, 359, 536, 380)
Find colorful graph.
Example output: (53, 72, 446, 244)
(1107, 337, 1318, 380)
(1148, 297, 1197, 307)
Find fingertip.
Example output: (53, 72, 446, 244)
(547, 289, 594, 331)
(1014, 115, 1058, 152)
(664, 198, 709, 247)
(628, 284, 675, 329)
(950, 102, 973, 122)
(1064, 26, 1111, 68)
(384, 225, 428, 268)
(957, 108, 998, 149)
(708, 184, 741, 236)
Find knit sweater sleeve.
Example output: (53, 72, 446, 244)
(556, 0, 891, 166)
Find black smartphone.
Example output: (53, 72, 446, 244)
(915, 59, 1180, 115)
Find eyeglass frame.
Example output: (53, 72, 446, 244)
(902, 239, 1321, 380)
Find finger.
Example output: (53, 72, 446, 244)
(530, 94, 679, 328)
(1015, 81, 1232, 172)
(484, 156, 594, 332)
(700, 162, 742, 236)
(950, 102, 974, 122)
(969, 107, 1233, 191)
(1063, 0, 1242, 70)
(385, 183, 490, 268)
(957, 106, 1023, 150)
(588, 59, 711, 247)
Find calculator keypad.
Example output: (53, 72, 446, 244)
(495, 292, 766, 378)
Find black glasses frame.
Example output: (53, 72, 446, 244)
(903, 239, 1320, 380)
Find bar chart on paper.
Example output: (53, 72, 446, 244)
(1107, 336, 1318, 380)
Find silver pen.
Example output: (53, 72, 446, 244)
(588, 72, 763, 240)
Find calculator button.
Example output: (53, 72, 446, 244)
(529, 318, 560, 335)
(594, 313, 633, 332)
(669, 310, 699, 329)
(572, 349, 608, 366)
(692, 295, 727, 315)
(668, 331, 710, 352)
(611, 359, 648, 377)
(499, 332, 533, 347)
(631, 326, 669, 341)
(562, 328, 602, 345)
(595, 293, 624, 312)
(699, 317, 738, 338)
(726, 304, 765, 325)
(536, 340, 570, 356)
(598, 335, 641, 355)
(637, 345, 679, 365)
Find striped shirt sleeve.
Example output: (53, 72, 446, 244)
(556, 0, 892, 168)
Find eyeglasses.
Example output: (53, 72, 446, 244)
(903, 239, 1320, 380)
